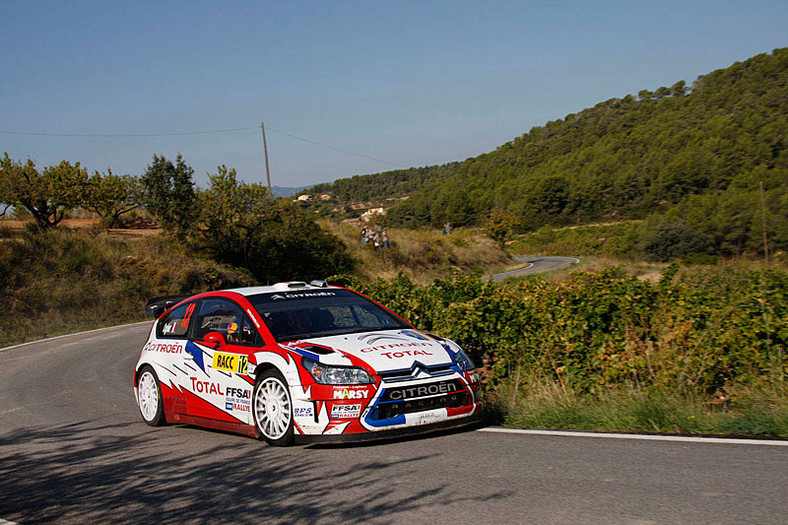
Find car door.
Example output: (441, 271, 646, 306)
(154, 299, 200, 415)
(185, 297, 258, 424)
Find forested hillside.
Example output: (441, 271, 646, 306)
(299, 164, 455, 213)
(388, 48, 786, 230)
(301, 49, 788, 257)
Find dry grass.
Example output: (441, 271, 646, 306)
(489, 374, 788, 437)
(0, 229, 252, 346)
(322, 220, 511, 282)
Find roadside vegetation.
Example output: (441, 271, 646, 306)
(321, 221, 510, 283)
(348, 266, 788, 437)
(0, 227, 252, 346)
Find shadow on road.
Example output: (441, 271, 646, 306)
(0, 420, 509, 523)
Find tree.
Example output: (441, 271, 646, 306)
(638, 89, 654, 101)
(0, 153, 88, 229)
(671, 80, 687, 97)
(192, 165, 353, 283)
(84, 171, 145, 227)
(140, 154, 196, 238)
(643, 220, 707, 261)
(532, 176, 570, 216)
(485, 208, 518, 249)
(654, 86, 671, 99)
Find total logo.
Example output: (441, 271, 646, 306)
(333, 388, 370, 400)
(190, 378, 224, 395)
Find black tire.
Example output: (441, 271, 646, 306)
(252, 369, 294, 446)
(136, 365, 166, 427)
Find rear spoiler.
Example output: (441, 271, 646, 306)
(145, 295, 190, 318)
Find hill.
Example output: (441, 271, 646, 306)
(295, 165, 455, 217)
(296, 49, 788, 257)
(388, 48, 787, 232)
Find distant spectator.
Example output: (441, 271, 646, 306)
(361, 226, 368, 244)
(443, 222, 452, 235)
(381, 229, 389, 249)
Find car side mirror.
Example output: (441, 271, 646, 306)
(203, 331, 227, 350)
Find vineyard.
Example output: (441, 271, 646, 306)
(347, 264, 788, 435)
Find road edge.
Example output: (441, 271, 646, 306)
(478, 427, 788, 446)
(0, 321, 151, 354)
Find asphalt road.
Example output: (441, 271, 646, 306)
(490, 256, 580, 282)
(1, 324, 787, 524)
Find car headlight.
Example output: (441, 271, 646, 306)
(302, 358, 374, 385)
(454, 349, 477, 372)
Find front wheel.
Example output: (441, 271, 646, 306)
(137, 366, 165, 426)
(253, 370, 294, 446)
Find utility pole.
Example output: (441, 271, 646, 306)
(261, 120, 273, 197)
(760, 181, 770, 264)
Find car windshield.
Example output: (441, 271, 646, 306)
(249, 289, 409, 342)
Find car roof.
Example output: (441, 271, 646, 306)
(223, 281, 341, 297)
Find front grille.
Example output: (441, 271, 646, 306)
(374, 392, 470, 419)
(372, 379, 470, 420)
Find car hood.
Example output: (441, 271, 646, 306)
(295, 329, 456, 374)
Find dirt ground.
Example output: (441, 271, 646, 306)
(0, 218, 161, 237)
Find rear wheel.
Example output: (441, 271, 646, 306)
(253, 370, 294, 446)
(137, 366, 165, 426)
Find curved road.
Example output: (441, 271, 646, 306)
(1, 325, 787, 523)
(490, 256, 580, 282)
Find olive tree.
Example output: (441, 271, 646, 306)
(84, 170, 145, 227)
(0, 153, 88, 229)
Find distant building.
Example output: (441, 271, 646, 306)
(360, 207, 385, 222)
(296, 194, 311, 202)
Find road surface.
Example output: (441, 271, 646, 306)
(1, 324, 786, 524)
(490, 256, 580, 282)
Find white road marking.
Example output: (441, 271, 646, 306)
(478, 427, 788, 446)
(0, 321, 151, 353)
(0, 519, 20, 524)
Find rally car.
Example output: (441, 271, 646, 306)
(134, 280, 483, 445)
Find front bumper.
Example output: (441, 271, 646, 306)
(295, 409, 483, 445)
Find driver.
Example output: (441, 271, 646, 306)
(226, 321, 240, 343)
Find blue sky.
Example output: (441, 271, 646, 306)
(1, 1, 786, 188)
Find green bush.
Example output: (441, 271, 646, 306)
(355, 265, 787, 395)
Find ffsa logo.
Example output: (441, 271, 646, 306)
(212, 352, 249, 374)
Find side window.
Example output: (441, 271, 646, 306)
(237, 315, 261, 346)
(194, 298, 249, 342)
(157, 301, 197, 338)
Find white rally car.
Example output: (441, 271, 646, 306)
(134, 281, 483, 445)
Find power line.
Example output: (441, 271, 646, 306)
(0, 124, 408, 168)
(0, 126, 260, 138)
(265, 125, 407, 168)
